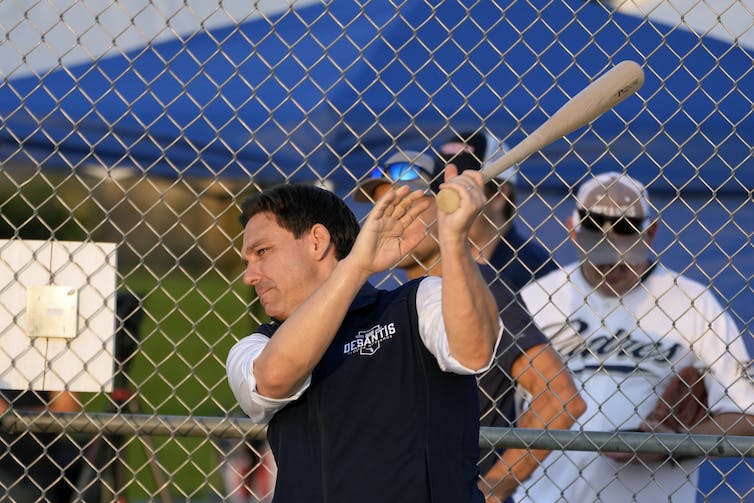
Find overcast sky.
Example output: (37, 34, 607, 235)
(1, 0, 750, 79)
(0, 0, 318, 78)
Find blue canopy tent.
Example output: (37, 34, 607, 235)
(1, 0, 751, 194)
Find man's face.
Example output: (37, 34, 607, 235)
(572, 175, 654, 297)
(241, 212, 321, 320)
(372, 183, 440, 272)
(575, 216, 653, 297)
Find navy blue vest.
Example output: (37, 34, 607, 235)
(261, 280, 483, 503)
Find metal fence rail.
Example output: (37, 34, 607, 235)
(4, 412, 754, 458)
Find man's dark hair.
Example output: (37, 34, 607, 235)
(239, 184, 360, 260)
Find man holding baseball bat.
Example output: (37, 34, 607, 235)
(355, 145, 586, 503)
(515, 172, 754, 502)
(227, 179, 502, 503)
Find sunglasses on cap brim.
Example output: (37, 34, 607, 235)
(577, 208, 645, 235)
(369, 161, 432, 182)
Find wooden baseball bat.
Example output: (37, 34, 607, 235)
(436, 60, 645, 213)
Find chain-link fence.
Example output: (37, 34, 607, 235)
(1, 0, 753, 501)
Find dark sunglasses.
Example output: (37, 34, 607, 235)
(369, 161, 432, 182)
(577, 208, 645, 235)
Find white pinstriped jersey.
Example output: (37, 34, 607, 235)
(513, 263, 754, 503)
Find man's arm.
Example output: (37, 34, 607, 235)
(479, 344, 585, 501)
(436, 167, 501, 370)
(686, 413, 754, 436)
(643, 365, 707, 432)
(254, 187, 431, 398)
(625, 292, 754, 456)
(605, 371, 754, 463)
(49, 391, 81, 412)
(643, 366, 754, 436)
(253, 256, 375, 398)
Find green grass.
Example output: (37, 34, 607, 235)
(90, 266, 268, 500)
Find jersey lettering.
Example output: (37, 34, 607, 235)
(544, 318, 682, 370)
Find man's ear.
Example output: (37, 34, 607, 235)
(645, 220, 659, 245)
(488, 186, 508, 213)
(566, 213, 576, 241)
(309, 223, 333, 261)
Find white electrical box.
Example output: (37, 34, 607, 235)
(0, 239, 117, 392)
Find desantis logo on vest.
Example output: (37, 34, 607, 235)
(343, 323, 396, 356)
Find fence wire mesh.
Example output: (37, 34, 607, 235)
(1, 0, 753, 502)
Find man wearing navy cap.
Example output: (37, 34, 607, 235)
(354, 150, 445, 277)
(434, 129, 557, 291)
(356, 132, 557, 290)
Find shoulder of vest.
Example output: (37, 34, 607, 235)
(256, 321, 280, 338)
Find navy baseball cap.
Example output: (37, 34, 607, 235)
(430, 129, 518, 193)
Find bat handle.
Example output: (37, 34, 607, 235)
(436, 188, 461, 213)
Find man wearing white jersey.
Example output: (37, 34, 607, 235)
(514, 172, 754, 502)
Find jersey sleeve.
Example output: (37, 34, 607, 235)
(415, 276, 503, 375)
(689, 289, 754, 415)
(226, 333, 312, 424)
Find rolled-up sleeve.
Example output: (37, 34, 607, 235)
(416, 277, 502, 375)
(226, 334, 311, 424)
